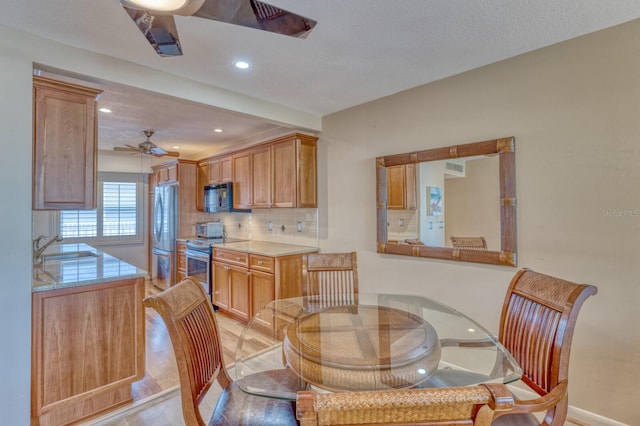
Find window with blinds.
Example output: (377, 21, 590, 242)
(59, 172, 144, 244)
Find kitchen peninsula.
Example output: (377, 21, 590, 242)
(31, 243, 147, 426)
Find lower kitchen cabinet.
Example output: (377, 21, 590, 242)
(176, 241, 187, 282)
(228, 264, 250, 321)
(31, 277, 145, 426)
(211, 248, 316, 323)
(250, 269, 275, 328)
(212, 260, 231, 311)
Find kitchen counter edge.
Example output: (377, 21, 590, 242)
(32, 243, 148, 293)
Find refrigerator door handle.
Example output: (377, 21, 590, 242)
(154, 193, 164, 243)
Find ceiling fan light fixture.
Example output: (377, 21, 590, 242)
(120, 0, 188, 12)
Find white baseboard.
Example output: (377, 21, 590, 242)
(567, 406, 630, 426)
(508, 384, 628, 426)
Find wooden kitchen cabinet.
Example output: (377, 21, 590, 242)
(154, 162, 178, 185)
(212, 247, 316, 323)
(250, 145, 272, 208)
(228, 264, 250, 321)
(212, 260, 231, 311)
(205, 133, 317, 210)
(33, 76, 102, 210)
(272, 134, 318, 208)
(176, 241, 187, 282)
(232, 151, 252, 210)
(195, 161, 208, 211)
(31, 278, 145, 426)
(387, 163, 416, 210)
(212, 248, 250, 321)
(208, 155, 233, 183)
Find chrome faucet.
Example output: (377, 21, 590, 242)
(33, 234, 63, 264)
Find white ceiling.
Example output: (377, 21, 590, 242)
(4, 0, 640, 159)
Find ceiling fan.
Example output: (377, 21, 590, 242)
(113, 129, 180, 157)
(116, 0, 317, 57)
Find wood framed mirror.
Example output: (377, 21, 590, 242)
(376, 137, 516, 266)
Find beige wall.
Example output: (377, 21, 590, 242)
(444, 156, 500, 249)
(319, 19, 640, 424)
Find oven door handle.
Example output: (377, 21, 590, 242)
(185, 250, 210, 261)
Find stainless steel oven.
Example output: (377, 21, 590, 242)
(185, 240, 212, 296)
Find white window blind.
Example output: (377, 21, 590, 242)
(60, 210, 98, 238)
(103, 182, 137, 236)
(59, 172, 144, 244)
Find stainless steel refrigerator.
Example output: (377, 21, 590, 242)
(152, 184, 178, 290)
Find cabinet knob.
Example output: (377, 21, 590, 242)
(236, 256, 241, 261)
(257, 260, 263, 265)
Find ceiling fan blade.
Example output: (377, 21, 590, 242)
(114, 146, 140, 152)
(153, 150, 180, 158)
(121, 6, 183, 56)
(192, 0, 316, 38)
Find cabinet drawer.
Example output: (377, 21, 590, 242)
(214, 249, 249, 267)
(249, 254, 275, 273)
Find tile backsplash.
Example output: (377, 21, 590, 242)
(209, 208, 319, 247)
(386, 210, 418, 240)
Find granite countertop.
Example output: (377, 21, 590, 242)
(387, 232, 419, 241)
(32, 243, 148, 292)
(211, 240, 319, 257)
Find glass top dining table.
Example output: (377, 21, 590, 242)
(234, 293, 522, 401)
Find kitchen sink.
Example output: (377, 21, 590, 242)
(43, 251, 98, 261)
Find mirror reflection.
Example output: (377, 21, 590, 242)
(376, 137, 516, 267)
(386, 156, 500, 250)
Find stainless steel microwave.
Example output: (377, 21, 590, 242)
(204, 183, 233, 213)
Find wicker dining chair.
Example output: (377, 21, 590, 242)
(296, 384, 515, 425)
(144, 277, 302, 426)
(425, 268, 597, 426)
(450, 236, 487, 250)
(302, 252, 359, 310)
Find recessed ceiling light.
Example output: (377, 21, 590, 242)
(172, 145, 180, 149)
(214, 128, 223, 133)
(99, 108, 112, 113)
(234, 61, 250, 70)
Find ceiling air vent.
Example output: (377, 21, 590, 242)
(445, 160, 465, 178)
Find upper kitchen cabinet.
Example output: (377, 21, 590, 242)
(272, 134, 318, 208)
(386, 163, 416, 210)
(33, 76, 102, 210)
(233, 145, 272, 209)
(196, 161, 208, 211)
(196, 155, 233, 211)
(208, 155, 233, 184)
(154, 161, 178, 185)
(215, 133, 318, 210)
(250, 145, 272, 208)
(232, 151, 252, 210)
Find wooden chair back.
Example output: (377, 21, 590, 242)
(302, 252, 358, 309)
(144, 277, 231, 426)
(497, 268, 597, 425)
(296, 384, 514, 425)
(450, 236, 487, 250)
